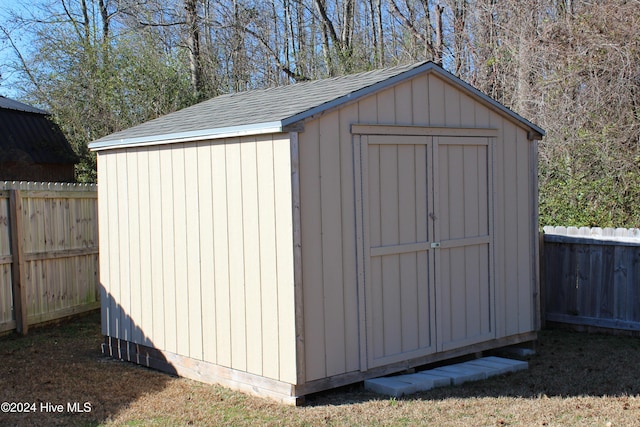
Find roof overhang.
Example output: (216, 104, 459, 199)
(424, 65, 546, 140)
(89, 121, 285, 151)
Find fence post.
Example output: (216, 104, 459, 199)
(9, 189, 28, 335)
(538, 231, 545, 329)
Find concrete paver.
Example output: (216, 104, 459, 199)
(364, 357, 529, 397)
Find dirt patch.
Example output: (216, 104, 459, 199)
(1, 312, 640, 426)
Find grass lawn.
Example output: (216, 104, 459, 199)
(1, 311, 640, 426)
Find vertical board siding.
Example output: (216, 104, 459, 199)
(299, 119, 326, 381)
(137, 150, 153, 347)
(116, 152, 132, 342)
(98, 134, 296, 383)
(126, 150, 142, 345)
(172, 146, 190, 356)
(225, 141, 247, 371)
(148, 149, 165, 349)
(256, 137, 278, 380)
(516, 126, 533, 331)
(273, 136, 297, 384)
(319, 111, 347, 377)
(436, 138, 493, 350)
(398, 145, 418, 352)
(185, 143, 203, 360)
(241, 138, 262, 375)
(197, 143, 216, 363)
(338, 103, 360, 374)
(211, 143, 231, 367)
(500, 120, 532, 336)
(159, 147, 177, 353)
(359, 136, 436, 368)
(300, 73, 536, 379)
(379, 144, 401, 356)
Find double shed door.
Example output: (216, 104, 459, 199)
(355, 129, 495, 369)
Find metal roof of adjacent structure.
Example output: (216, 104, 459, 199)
(89, 61, 545, 151)
(0, 98, 78, 164)
(0, 96, 49, 115)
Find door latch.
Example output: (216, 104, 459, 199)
(430, 242, 441, 248)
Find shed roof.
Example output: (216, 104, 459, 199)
(90, 62, 545, 151)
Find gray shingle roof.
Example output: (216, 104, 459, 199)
(90, 62, 544, 150)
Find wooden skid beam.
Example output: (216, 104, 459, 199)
(102, 337, 304, 405)
(102, 332, 536, 405)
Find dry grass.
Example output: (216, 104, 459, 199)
(2, 312, 640, 426)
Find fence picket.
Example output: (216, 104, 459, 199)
(543, 225, 640, 332)
(0, 182, 98, 335)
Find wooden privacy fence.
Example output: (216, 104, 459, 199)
(542, 226, 640, 331)
(0, 182, 99, 335)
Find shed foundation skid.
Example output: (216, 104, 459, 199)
(102, 332, 536, 404)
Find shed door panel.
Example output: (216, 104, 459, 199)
(356, 133, 495, 370)
(434, 136, 494, 351)
(362, 135, 436, 368)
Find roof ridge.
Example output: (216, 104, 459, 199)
(89, 60, 544, 151)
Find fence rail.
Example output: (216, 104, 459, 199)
(542, 226, 640, 331)
(0, 182, 99, 335)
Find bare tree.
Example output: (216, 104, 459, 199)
(388, 0, 443, 65)
(185, 0, 203, 99)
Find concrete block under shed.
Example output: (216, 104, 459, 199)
(364, 377, 417, 397)
(428, 364, 489, 385)
(412, 372, 453, 388)
(389, 373, 440, 391)
(481, 356, 529, 372)
(364, 356, 528, 398)
(465, 358, 517, 377)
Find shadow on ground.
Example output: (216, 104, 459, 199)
(0, 309, 175, 427)
(3, 312, 640, 424)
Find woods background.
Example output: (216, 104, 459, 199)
(0, 0, 638, 227)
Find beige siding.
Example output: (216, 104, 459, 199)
(148, 149, 165, 349)
(299, 119, 325, 381)
(273, 137, 298, 383)
(362, 136, 436, 367)
(256, 139, 278, 379)
(197, 143, 216, 362)
(435, 136, 493, 351)
(298, 72, 537, 380)
(98, 67, 537, 392)
(137, 149, 153, 347)
(98, 134, 297, 383)
(211, 143, 231, 366)
(498, 121, 535, 336)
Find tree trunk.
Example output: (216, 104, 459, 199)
(185, 0, 203, 99)
(434, 5, 444, 66)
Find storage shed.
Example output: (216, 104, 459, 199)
(90, 62, 545, 404)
